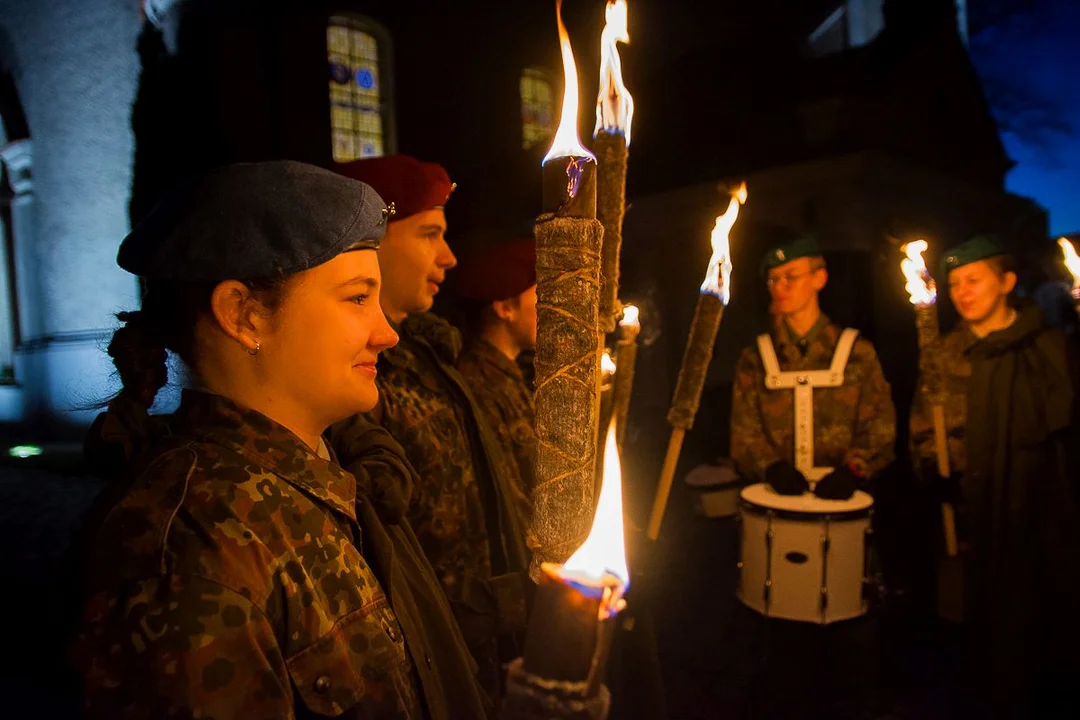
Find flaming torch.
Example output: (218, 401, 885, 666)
(594, 0, 634, 333)
(1057, 237, 1080, 314)
(506, 421, 629, 720)
(612, 304, 640, 448)
(646, 184, 746, 541)
(900, 240, 958, 557)
(533, 0, 607, 569)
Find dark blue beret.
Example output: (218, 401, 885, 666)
(118, 160, 391, 282)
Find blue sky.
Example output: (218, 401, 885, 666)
(972, 0, 1080, 236)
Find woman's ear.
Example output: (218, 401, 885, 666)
(491, 297, 519, 322)
(1003, 271, 1018, 295)
(209, 280, 264, 354)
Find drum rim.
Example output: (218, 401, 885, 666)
(737, 497, 873, 521)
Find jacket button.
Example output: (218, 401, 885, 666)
(314, 676, 332, 694)
(383, 617, 401, 643)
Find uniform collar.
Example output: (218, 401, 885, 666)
(782, 313, 828, 347)
(463, 338, 523, 381)
(175, 390, 357, 520)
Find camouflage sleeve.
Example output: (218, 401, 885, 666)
(844, 340, 896, 478)
(730, 346, 784, 480)
(74, 575, 292, 719)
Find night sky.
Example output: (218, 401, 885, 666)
(970, 0, 1080, 235)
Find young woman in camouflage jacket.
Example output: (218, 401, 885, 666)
(71, 162, 492, 719)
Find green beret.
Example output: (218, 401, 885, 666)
(119, 161, 391, 283)
(941, 234, 1006, 275)
(761, 236, 821, 275)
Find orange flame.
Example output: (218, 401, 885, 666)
(595, 0, 634, 144)
(900, 240, 937, 306)
(1058, 238, 1080, 298)
(701, 183, 747, 301)
(543, 0, 595, 164)
(563, 420, 629, 608)
(601, 349, 617, 377)
(619, 304, 639, 329)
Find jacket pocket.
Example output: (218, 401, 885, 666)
(287, 600, 421, 718)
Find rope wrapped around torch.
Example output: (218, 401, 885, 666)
(596, 132, 628, 333)
(533, 183, 605, 568)
(902, 241, 958, 557)
(646, 184, 746, 541)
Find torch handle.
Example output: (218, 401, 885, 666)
(667, 295, 724, 430)
(612, 339, 638, 449)
(932, 404, 959, 557)
(646, 428, 686, 541)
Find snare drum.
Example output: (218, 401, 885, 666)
(737, 483, 873, 624)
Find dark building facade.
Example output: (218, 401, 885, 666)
(0, 0, 1047, 444)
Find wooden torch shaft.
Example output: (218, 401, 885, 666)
(932, 404, 959, 557)
(646, 293, 724, 542)
(646, 428, 686, 541)
(914, 304, 958, 558)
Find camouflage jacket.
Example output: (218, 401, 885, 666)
(731, 315, 896, 483)
(910, 322, 976, 479)
(456, 338, 538, 551)
(72, 390, 424, 719)
(330, 313, 529, 628)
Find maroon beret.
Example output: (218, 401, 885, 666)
(333, 154, 455, 221)
(457, 237, 536, 303)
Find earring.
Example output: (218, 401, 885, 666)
(246, 340, 260, 356)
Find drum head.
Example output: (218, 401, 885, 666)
(739, 482, 873, 514)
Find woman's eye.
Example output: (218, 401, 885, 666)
(350, 294, 369, 305)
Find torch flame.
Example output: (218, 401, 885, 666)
(563, 420, 629, 604)
(543, 0, 596, 164)
(595, 0, 635, 144)
(1058, 237, 1080, 298)
(700, 182, 747, 302)
(601, 350, 617, 377)
(900, 240, 937, 306)
(619, 304, 640, 329)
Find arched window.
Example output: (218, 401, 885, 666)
(520, 68, 555, 151)
(327, 15, 394, 162)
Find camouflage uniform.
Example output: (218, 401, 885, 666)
(457, 338, 538, 551)
(910, 323, 974, 479)
(731, 315, 896, 483)
(72, 390, 424, 719)
(330, 312, 529, 697)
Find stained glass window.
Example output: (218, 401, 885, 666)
(328, 16, 388, 162)
(521, 68, 555, 151)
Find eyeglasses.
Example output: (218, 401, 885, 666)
(766, 271, 812, 288)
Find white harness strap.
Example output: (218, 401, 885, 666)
(756, 328, 859, 482)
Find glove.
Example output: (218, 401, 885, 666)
(765, 461, 809, 496)
(813, 465, 858, 500)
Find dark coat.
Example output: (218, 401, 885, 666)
(963, 304, 1080, 714)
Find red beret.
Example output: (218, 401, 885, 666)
(457, 237, 536, 303)
(333, 154, 455, 221)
